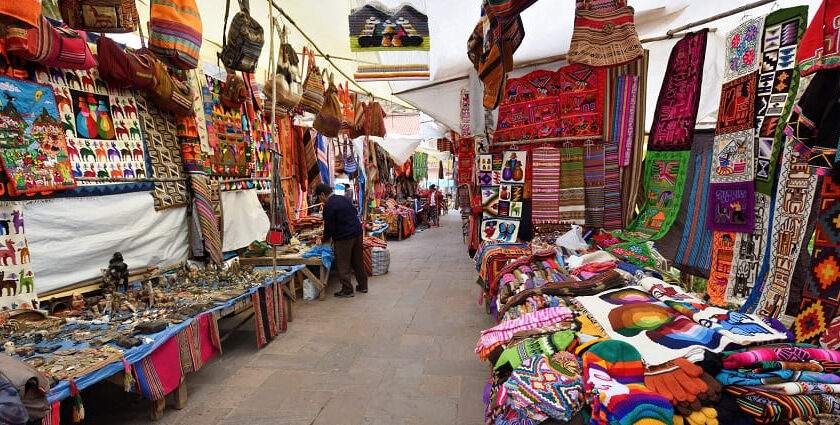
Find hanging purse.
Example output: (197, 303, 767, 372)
(567, 0, 643, 67)
(58, 0, 139, 33)
(149, 0, 202, 69)
(221, 72, 247, 109)
(149, 60, 194, 115)
(219, 0, 264, 72)
(313, 74, 343, 138)
(96, 32, 155, 89)
(299, 47, 325, 114)
(266, 22, 302, 111)
(4, 15, 97, 69)
(365, 101, 387, 138)
(342, 136, 358, 175)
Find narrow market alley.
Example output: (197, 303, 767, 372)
(81, 212, 493, 425)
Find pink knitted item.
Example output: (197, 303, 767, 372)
(723, 347, 840, 370)
(476, 306, 574, 361)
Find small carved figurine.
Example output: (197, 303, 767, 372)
(108, 252, 129, 292)
(71, 292, 86, 312)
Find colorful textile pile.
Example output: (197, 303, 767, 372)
(0, 76, 76, 195)
(531, 147, 561, 226)
(476, 306, 574, 361)
(583, 340, 674, 425)
(190, 172, 223, 264)
(503, 352, 585, 422)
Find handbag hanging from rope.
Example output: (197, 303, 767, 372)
(267, 152, 291, 246)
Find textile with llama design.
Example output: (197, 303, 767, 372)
(34, 47, 151, 195)
(0, 204, 36, 310)
(0, 76, 76, 195)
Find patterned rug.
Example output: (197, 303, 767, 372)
(657, 131, 716, 278)
(602, 141, 622, 231)
(0, 76, 76, 195)
(532, 147, 561, 226)
(202, 75, 251, 177)
(707, 231, 737, 306)
(724, 193, 771, 305)
(793, 178, 840, 345)
(558, 147, 585, 224)
(647, 29, 708, 151)
(0, 203, 36, 310)
(754, 7, 808, 195)
(135, 94, 188, 210)
(622, 150, 691, 240)
(584, 143, 605, 229)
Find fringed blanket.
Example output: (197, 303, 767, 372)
(531, 147, 561, 226)
(583, 143, 605, 229)
(602, 141, 622, 231)
(558, 147, 585, 224)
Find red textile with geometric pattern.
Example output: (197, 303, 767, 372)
(793, 178, 840, 345)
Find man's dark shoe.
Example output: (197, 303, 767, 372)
(334, 290, 354, 298)
(356, 285, 368, 293)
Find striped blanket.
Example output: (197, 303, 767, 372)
(584, 143, 605, 229)
(559, 147, 585, 224)
(531, 147, 561, 225)
(603, 141, 622, 230)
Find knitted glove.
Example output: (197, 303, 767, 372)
(696, 372, 722, 405)
(645, 358, 708, 403)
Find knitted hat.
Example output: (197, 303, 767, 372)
(583, 340, 674, 425)
(503, 352, 585, 422)
(495, 330, 576, 371)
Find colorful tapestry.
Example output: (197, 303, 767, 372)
(532, 147, 561, 225)
(348, 2, 430, 52)
(657, 131, 716, 277)
(602, 141, 622, 231)
(717, 73, 759, 136)
(725, 193, 771, 305)
(553, 65, 605, 140)
(793, 178, 840, 345)
(707, 231, 737, 306)
(583, 143, 605, 229)
(460, 89, 471, 136)
(496, 150, 526, 239)
(0, 76, 76, 195)
(710, 128, 757, 185)
(797, 0, 840, 76)
(608, 75, 638, 166)
(494, 70, 555, 143)
(558, 146, 585, 224)
(457, 137, 475, 185)
(135, 94, 188, 210)
(754, 7, 808, 195)
(35, 62, 150, 192)
(647, 29, 707, 151)
(0, 203, 35, 310)
(353, 64, 430, 81)
(577, 278, 787, 366)
(706, 182, 755, 233)
(202, 75, 251, 177)
(724, 17, 766, 82)
(622, 150, 690, 240)
(754, 142, 818, 319)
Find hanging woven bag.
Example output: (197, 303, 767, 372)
(219, 0, 264, 72)
(148, 0, 202, 69)
(567, 0, 643, 67)
(59, 0, 139, 33)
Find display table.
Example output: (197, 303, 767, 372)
(240, 254, 329, 300)
(38, 265, 303, 422)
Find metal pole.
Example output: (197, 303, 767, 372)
(269, 0, 281, 327)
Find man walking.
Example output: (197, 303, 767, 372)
(315, 184, 368, 298)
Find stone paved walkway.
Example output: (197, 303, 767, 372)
(81, 212, 492, 425)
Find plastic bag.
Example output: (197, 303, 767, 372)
(303, 279, 318, 301)
(555, 225, 589, 251)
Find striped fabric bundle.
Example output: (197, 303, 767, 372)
(603, 141, 622, 230)
(531, 147, 562, 225)
(148, 0, 202, 70)
(610, 75, 639, 166)
(354, 64, 430, 81)
(190, 172, 223, 264)
(584, 143, 606, 229)
(726, 385, 840, 424)
(559, 147, 586, 224)
(476, 306, 574, 361)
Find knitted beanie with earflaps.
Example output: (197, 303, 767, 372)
(582, 340, 674, 425)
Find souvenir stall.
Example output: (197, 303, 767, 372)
(465, 0, 840, 424)
(0, 0, 408, 420)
